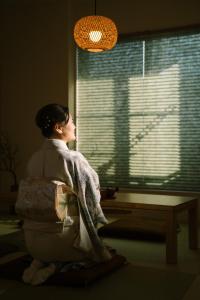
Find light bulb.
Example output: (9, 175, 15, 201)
(89, 31, 102, 43)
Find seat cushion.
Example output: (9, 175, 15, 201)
(98, 217, 166, 241)
(0, 252, 127, 286)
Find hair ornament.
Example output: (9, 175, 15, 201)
(44, 116, 52, 129)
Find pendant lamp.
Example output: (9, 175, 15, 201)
(73, 0, 118, 52)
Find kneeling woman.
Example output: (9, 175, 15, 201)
(16, 103, 111, 285)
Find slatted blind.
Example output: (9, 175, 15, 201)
(76, 31, 200, 192)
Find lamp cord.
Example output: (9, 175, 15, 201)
(94, 0, 96, 15)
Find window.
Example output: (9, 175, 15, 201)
(76, 30, 200, 192)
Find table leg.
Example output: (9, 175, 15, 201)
(188, 200, 198, 249)
(166, 212, 177, 264)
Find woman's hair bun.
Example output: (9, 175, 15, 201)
(35, 103, 69, 138)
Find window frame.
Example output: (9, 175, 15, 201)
(75, 24, 200, 197)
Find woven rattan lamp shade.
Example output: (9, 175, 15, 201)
(74, 15, 118, 52)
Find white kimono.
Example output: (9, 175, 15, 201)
(20, 139, 111, 263)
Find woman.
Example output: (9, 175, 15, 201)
(16, 103, 111, 285)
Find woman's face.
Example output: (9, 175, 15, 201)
(61, 115, 76, 142)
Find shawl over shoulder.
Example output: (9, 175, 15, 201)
(56, 148, 111, 261)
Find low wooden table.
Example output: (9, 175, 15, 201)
(101, 193, 199, 264)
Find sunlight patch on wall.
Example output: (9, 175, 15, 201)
(128, 64, 180, 182)
(77, 79, 115, 177)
